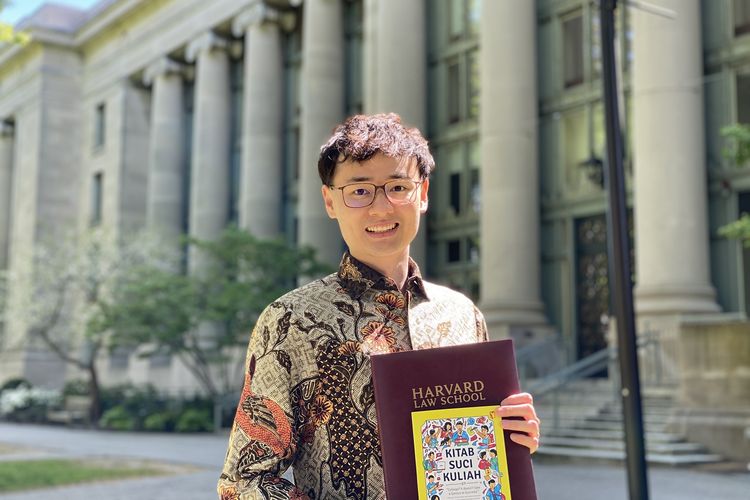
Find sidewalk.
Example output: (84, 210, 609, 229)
(0, 422, 748, 499)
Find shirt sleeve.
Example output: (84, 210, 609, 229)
(473, 305, 489, 342)
(218, 302, 306, 500)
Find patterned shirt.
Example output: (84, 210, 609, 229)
(218, 253, 488, 500)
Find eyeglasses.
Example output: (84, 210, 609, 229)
(328, 179, 423, 208)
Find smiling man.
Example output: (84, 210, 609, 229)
(218, 113, 540, 500)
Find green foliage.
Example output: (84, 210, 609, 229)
(719, 125, 750, 247)
(143, 410, 177, 432)
(98, 405, 136, 431)
(0, 378, 31, 394)
(721, 123, 750, 166)
(62, 379, 90, 397)
(718, 213, 750, 248)
(0, 1, 30, 45)
(0, 458, 163, 492)
(175, 408, 213, 433)
(100, 227, 332, 397)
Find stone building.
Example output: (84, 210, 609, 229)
(0, 0, 748, 457)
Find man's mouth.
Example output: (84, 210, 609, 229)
(366, 222, 399, 233)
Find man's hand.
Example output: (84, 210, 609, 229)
(494, 392, 540, 454)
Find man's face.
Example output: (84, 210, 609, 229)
(322, 153, 429, 267)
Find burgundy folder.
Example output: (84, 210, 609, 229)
(371, 339, 537, 500)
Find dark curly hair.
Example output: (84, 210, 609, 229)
(317, 113, 435, 186)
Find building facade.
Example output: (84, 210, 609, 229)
(0, 0, 749, 456)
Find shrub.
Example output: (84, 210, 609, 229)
(0, 386, 60, 423)
(143, 411, 177, 432)
(62, 379, 90, 397)
(99, 405, 136, 431)
(175, 408, 213, 433)
(0, 378, 32, 394)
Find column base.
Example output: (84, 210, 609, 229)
(634, 283, 720, 317)
(479, 300, 552, 342)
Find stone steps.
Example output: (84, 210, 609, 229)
(532, 381, 724, 466)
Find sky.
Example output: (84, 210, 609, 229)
(1, 0, 101, 25)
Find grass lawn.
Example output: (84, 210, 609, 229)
(0, 458, 167, 492)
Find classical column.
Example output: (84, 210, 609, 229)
(0, 122, 13, 270)
(233, 2, 284, 239)
(298, 0, 345, 266)
(632, 0, 719, 315)
(143, 57, 187, 254)
(479, 0, 547, 338)
(185, 32, 232, 274)
(364, 0, 427, 266)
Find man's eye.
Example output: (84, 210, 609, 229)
(352, 188, 371, 196)
(389, 183, 410, 192)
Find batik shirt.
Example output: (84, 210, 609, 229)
(218, 253, 488, 500)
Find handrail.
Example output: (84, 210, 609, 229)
(527, 347, 612, 397)
(525, 329, 663, 430)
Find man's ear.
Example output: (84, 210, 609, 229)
(419, 178, 430, 214)
(322, 185, 337, 219)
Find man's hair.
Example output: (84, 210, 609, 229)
(318, 113, 435, 186)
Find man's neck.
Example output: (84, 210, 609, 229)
(351, 251, 411, 290)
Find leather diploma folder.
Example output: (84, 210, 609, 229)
(370, 339, 537, 500)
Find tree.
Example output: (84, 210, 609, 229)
(99, 227, 331, 407)
(0, 229, 173, 423)
(0, 1, 30, 45)
(719, 123, 750, 247)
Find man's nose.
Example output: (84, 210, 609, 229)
(369, 186, 394, 213)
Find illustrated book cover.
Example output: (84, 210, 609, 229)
(412, 406, 512, 500)
(370, 339, 537, 500)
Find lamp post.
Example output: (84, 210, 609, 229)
(599, 1, 650, 498)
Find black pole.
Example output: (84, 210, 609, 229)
(599, 1, 650, 499)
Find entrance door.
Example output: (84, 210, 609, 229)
(575, 215, 610, 360)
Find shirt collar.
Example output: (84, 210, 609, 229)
(337, 252, 429, 301)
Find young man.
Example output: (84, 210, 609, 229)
(218, 114, 540, 499)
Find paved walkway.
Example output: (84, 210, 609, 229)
(0, 422, 748, 499)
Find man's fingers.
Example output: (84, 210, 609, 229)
(509, 432, 539, 454)
(500, 392, 533, 406)
(500, 418, 540, 437)
(495, 402, 538, 421)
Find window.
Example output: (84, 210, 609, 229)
(344, 0, 363, 115)
(90, 172, 103, 226)
(283, 12, 303, 245)
(563, 13, 584, 88)
(94, 102, 105, 149)
(735, 0, 750, 36)
(229, 60, 243, 224)
(447, 240, 461, 262)
(450, 172, 461, 214)
(447, 60, 461, 124)
(737, 74, 750, 124)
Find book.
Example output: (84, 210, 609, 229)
(371, 339, 537, 500)
(412, 406, 512, 500)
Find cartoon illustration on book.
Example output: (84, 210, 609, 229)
(413, 407, 512, 500)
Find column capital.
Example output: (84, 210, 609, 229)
(185, 31, 228, 63)
(143, 57, 187, 86)
(233, 1, 297, 36)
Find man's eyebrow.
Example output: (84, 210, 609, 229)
(344, 173, 410, 183)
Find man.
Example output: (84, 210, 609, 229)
(218, 114, 540, 499)
(485, 479, 505, 500)
(451, 421, 470, 445)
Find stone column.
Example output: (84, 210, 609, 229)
(298, 0, 345, 266)
(0, 123, 13, 270)
(143, 57, 187, 255)
(479, 0, 547, 339)
(365, 0, 427, 266)
(632, 0, 719, 315)
(233, 2, 284, 239)
(185, 32, 232, 274)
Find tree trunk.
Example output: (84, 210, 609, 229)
(87, 362, 102, 426)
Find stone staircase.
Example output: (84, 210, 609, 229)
(533, 380, 724, 466)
